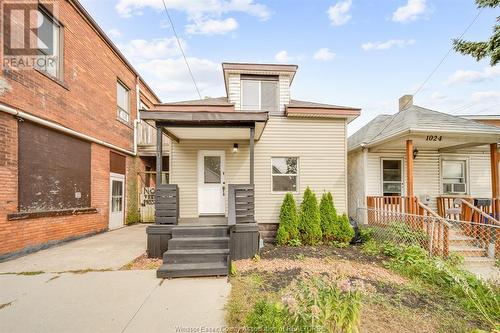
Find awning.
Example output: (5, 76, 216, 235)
(140, 110, 268, 141)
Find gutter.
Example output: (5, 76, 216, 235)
(0, 102, 136, 156)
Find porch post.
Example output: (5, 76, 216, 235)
(406, 140, 414, 212)
(490, 143, 498, 198)
(156, 124, 163, 187)
(249, 127, 255, 185)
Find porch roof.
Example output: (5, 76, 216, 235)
(140, 110, 268, 141)
(348, 105, 500, 152)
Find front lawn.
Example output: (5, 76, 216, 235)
(227, 244, 497, 333)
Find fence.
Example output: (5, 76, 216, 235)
(359, 207, 500, 259)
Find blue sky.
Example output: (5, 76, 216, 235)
(79, 0, 499, 133)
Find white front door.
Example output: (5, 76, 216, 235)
(109, 173, 125, 230)
(198, 150, 225, 215)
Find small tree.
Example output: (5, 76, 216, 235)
(333, 213, 355, 244)
(298, 187, 322, 245)
(276, 193, 299, 245)
(319, 192, 337, 241)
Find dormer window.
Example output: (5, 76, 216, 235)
(241, 75, 279, 111)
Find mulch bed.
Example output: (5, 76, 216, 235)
(120, 253, 162, 270)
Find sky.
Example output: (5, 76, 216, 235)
(79, 0, 499, 134)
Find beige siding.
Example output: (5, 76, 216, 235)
(347, 150, 365, 219)
(255, 117, 347, 224)
(278, 75, 291, 113)
(227, 74, 241, 110)
(170, 140, 250, 218)
(170, 118, 349, 223)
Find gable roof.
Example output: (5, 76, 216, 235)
(348, 105, 500, 151)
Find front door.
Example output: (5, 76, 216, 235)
(109, 173, 125, 230)
(198, 150, 225, 215)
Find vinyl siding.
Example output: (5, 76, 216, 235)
(170, 117, 349, 223)
(255, 117, 347, 224)
(170, 140, 250, 218)
(227, 74, 241, 110)
(361, 148, 493, 210)
(347, 150, 365, 219)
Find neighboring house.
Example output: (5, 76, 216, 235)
(348, 95, 500, 262)
(142, 63, 360, 277)
(0, 0, 163, 260)
(461, 115, 500, 128)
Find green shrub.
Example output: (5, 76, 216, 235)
(246, 299, 287, 333)
(358, 227, 374, 243)
(288, 238, 302, 247)
(389, 245, 500, 329)
(298, 187, 322, 245)
(286, 277, 362, 333)
(320, 192, 337, 241)
(361, 239, 380, 255)
(276, 193, 299, 245)
(332, 214, 354, 244)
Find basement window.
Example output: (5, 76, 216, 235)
(271, 157, 298, 192)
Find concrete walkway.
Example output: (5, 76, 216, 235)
(0, 224, 147, 273)
(0, 271, 230, 333)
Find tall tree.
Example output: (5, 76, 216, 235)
(453, 0, 499, 65)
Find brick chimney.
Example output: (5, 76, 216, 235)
(399, 95, 413, 112)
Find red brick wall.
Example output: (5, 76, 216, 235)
(0, 0, 160, 258)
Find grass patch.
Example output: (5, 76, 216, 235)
(65, 268, 112, 274)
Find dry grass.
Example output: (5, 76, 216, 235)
(120, 253, 162, 270)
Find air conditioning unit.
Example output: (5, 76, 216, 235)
(451, 183, 466, 194)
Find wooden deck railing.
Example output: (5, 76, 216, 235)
(460, 199, 500, 256)
(417, 200, 450, 257)
(366, 196, 419, 214)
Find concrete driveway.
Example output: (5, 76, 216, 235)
(0, 225, 231, 332)
(0, 224, 147, 273)
(0, 271, 230, 333)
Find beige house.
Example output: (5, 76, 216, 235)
(141, 63, 360, 277)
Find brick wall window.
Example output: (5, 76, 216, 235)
(36, 7, 63, 80)
(18, 122, 91, 212)
(117, 81, 130, 122)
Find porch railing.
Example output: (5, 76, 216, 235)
(366, 195, 418, 214)
(460, 199, 500, 256)
(155, 184, 179, 224)
(228, 184, 255, 225)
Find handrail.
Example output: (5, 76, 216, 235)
(460, 199, 500, 226)
(417, 199, 452, 227)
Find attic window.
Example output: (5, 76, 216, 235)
(241, 76, 279, 111)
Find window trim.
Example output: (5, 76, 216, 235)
(440, 157, 469, 195)
(271, 157, 299, 194)
(117, 80, 131, 123)
(380, 158, 405, 196)
(241, 79, 279, 111)
(37, 5, 64, 81)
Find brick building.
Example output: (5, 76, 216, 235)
(0, 0, 163, 260)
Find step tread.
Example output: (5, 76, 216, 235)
(161, 262, 227, 270)
(166, 249, 229, 255)
(170, 237, 229, 242)
(449, 235, 476, 241)
(463, 257, 495, 262)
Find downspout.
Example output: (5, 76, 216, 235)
(0, 102, 135, 156)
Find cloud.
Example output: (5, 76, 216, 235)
(445, 67, 500, 85)
(392, 0, 428, 23)
(471, 91, 500, 103)
(118, 37, 183, 62)
(137, 57, 223, 100)
(327, 0, 352, 26)
(115, 0, 270, 35)
(107, 28, 122, 38)
(430, 91, 446, 100)
(313, 48, 336, 61)
(361, 39, 415, 51)
(186, 17, 238, 35)
(275, 50, 293, 62)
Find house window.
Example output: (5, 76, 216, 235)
(36, 8, 63, 79)
(442, 160, 467, 194)
(382, 159, 403, 196)
(117, 81, 130, 122)
(272, 157, 298, 192)
(241, 78, 279, 111)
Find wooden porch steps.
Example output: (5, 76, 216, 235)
(157, 225, 229, 278)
